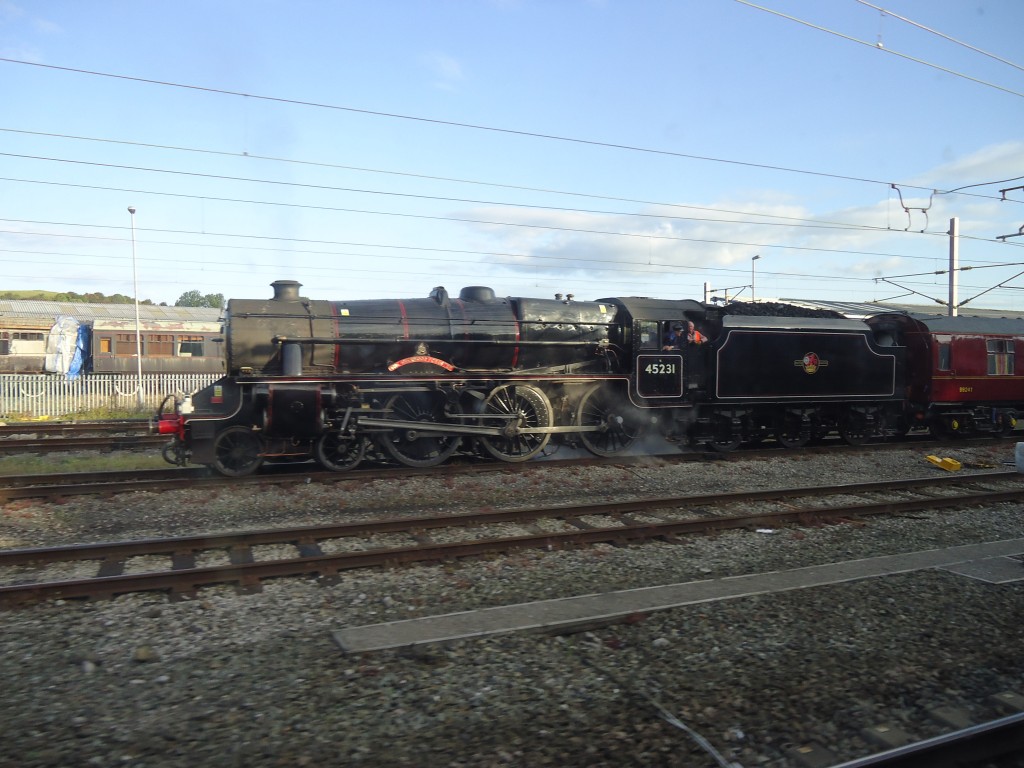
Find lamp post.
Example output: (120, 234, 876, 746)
(128, 206, 144, 409)
(751, 254, 761, 302)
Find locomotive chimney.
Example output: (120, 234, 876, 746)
(271, 280, 302, 301)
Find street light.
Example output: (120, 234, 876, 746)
(128, 207, 144, 409)
(751, 254, 761, 302)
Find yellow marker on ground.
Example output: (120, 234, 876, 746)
(926, 455, 962, 471)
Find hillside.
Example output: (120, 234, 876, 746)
(0, 290, 156, 305)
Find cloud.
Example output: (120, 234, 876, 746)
(423, 52, 465, 91)
(440, 139, 1023, 304)
(909, 141, 1024, 192)
(0, 1, 61, 60)
(0, 1, 26, 23)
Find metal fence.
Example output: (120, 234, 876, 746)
(0, 373, 220, 420)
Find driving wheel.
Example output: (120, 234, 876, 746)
(479, 384, 553, 462)
(575, 383, 645, 457)
(315, 431, 366, 471)
(378, 392, 461, 467)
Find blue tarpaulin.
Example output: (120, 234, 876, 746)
(44, 316, 90, 379)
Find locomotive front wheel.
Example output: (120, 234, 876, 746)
(212, 426, 265, 477)
(575, 383, 645, 457)
(315, 432, 366, 472)
(479, 384, 553, 462)
(378, 393, 462, 468)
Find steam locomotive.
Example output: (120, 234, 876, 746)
(156, 280, 1022, 476)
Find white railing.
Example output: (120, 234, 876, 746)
(0, 373, 221, 420)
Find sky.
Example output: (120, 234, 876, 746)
(1, 0, 1022, 311)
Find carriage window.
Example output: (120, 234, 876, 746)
(147, 334, 174, 357)
(98, 336, 112, 354)
(937, 343, 951, 371)
(177, 335, 204, 357)
(637, 321, 660, 349)
(10, 332, 46, 355)
(0, 332, 8, 355)
(987, 339, 1014, 375)
(116, 333, 142, 355)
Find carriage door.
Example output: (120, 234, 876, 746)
(634, 320, 685, 401)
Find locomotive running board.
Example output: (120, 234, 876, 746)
(354, 417, 606, 437)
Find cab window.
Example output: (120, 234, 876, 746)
(637, 321, 660, 349)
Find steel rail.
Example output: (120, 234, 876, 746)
(831, 711, 1024, 767)
(0, 434, 1002, 502)
(1, 470, 1017, 565)
(0, 420, 149, 437)
(2, 473, 1022, 607)
(0, 434, 166, 454)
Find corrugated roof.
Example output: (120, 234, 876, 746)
(0, 301, 221, 323)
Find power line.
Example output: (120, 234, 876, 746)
(942, 175, 1024, 194)
(1, 126, 1014, 209)
(4, 249, 1010, 297)
(3, 190, 1004, 265)
(854, 1, 1024, 74)
(0, 55, 998, 192)
(4, 217, 1023, 302)
(4, 150, 948, 237)
(735, 0, 1024, 99)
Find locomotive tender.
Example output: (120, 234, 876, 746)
(157, 279, 951, 476)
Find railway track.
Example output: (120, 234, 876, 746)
(3, 470, 1022, 608)
(0, 419, 157, 455)
(0, 420, 150, 437)
(0, 434, 166, 454)
(0, 433, 1008, 503)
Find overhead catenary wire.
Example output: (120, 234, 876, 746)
(3, 186, 1012, 265)
(4, 216, 1021, 269)
(2, 228, 1018, 301)
(735, 0, 1024, 99)
(0, 52, 1021, 307)
(854, 1, 1024, 74)
(0, 151, 905, 235)
(3, 55, 1015, 193)
(1, 126, 1015, 209)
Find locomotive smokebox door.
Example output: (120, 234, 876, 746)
(636, 353, 684, 398)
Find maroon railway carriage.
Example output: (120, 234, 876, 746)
(866, 312, 1024, 436)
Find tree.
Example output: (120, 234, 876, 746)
(175, 290, 224, 308)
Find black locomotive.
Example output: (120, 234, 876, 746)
(157, 280, 910, 476)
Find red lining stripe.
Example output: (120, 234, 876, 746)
(397, 300, 410, 338)
(331, 303, 343, 370)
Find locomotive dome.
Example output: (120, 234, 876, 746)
(459, 286, 496, 302)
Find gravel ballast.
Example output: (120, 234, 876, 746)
(2, 443, 1024, 767)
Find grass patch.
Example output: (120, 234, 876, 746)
(0, 452, 170, 476)
(2, 406, 152, 424)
